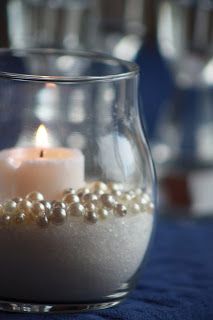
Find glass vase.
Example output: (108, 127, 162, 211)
(0, 49, 155, 313)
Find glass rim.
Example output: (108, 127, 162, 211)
(0, 48, 139, 83)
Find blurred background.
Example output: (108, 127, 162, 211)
(0, 0, 212, 218)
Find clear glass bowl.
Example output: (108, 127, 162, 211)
(0, 49, 155, 313)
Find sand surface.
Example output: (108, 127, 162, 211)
(0, 212, 153, 302)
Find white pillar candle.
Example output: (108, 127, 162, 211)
(0, 125, 85, 201)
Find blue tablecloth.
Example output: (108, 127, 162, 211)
(0, 216, 212, 320)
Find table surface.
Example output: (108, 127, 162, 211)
(0, 216, 212, 320)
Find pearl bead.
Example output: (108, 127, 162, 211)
(138, 193, 150, 205)
(52, 201, 66, 209)
(14, 212, 26, 224)
(67, 202, 85, 217)
(131, 203, 141, 214)
(140, 195, 151, 212)
(36, 214, 49, 228)
(50, 207, 67, 225)
(112, 190, 122, 198)
(82, 193, 98, 205)
(91, 181, 108, 192)
(98, 208, 109, 219)
(12, 197, 23, 203)
(94, 189, 105, 196)
(129, 190, 136, 198)
(40, 200, 52, 210)
(114, 204, 127, 217)
(17, 200, 33, 215)
(85, 211, 98, 223)
(143, 193, 151, 202)
(4, 200, 17, 214)
(139, 197, 146, 206)
(26, 191, 44, 202)
(31, 202, 45, 216)
(63, 194, 80, 204)
(63, 188, 76, 196)
(135, 188, 142, 195)
(120, 193, 132, 203)
(145, 192, 150, 198)
(77, 188, 90, 199)
(0, 185, 152, 226)
(84, 202, 96, 211)
(108, 182, 124, 191)
(40, 200, 52, 216)
(100, 194, 115, 209)
(0, 214, 11, 226)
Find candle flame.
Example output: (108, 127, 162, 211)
(35, 124, 49, 148)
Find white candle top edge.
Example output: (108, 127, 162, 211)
(0, 147, 84, 169)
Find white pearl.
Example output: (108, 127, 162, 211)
(4, 200, 17, 215)
(94, 189, 105, 196)
(15, 212, 26, 224)
(120, 193, 132, 203)
(63, 194, 80, 204)
(139, 198, 148, 209)
(12, 197, 23, 203)
(135, 188, 142, 195)
(143, 193, 151, 202)
(129, 190, 136, 198)
(50, 207, 67, 225)
(31, 202, 46, 216)
(85, 211, 98, 223)
(0, 214, 11, 226)
(114, 204, 127, 217)
(26, 191, 44, 202)
(108, 182, 124, 191)
(63, 188, 76, 196)
(77, 188, 90, 199)
(112, 190, 123, 198)
(84, 202, 96, 211)
(17, 200, 33, 215)
(139, 193, 150, 205)
(131, 203, 141, 214)
(100, 194, 115, 209)
(36, 214, 49, 228)
(98, 208, 109, 219)
(90, 181, 108, 192)
(82, 193, 99, 205)
(139, 194, 152, 211)
(52, 201, 66, 209)
(40, 200, 52, 216)
(67, 202, 85, 217)
(40, 200, 52, 210)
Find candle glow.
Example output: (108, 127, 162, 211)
(35, 124, 49, 148)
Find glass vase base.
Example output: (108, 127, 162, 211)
(0, 299, 123, 314)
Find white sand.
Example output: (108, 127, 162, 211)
(0, 212, 153, 302)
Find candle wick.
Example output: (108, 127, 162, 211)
(40, 150, 44, 158)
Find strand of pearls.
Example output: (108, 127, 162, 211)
(0, 182, 154, 228)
